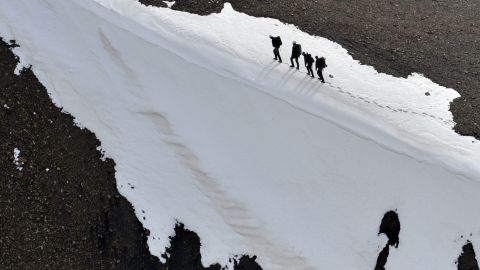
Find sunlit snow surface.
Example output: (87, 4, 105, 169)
(1, 0, 480, 269)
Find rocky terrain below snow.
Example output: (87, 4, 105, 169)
(0, 38, 260, 270)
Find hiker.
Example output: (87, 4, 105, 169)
(305, 53, 315, 78)
(315, 56, 327, 83)
(302, 52, 309, 69)
(290, 41, 302, 69)
(269, 35, 282, 63)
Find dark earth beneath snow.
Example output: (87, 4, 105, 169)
(457, 242, 480, 270)
(153, 0, 480, 141)
(0, 38, 260, 270)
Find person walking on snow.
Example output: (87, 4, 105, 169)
(304, 53, 315, 78)
(315, 56, 327, 83)
(302, 52, 309, 69)
(290, 41, 302, 69)
(269, 35, 283, 63)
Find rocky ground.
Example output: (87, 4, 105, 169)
(0, 38, 260, 270)
(163, 0, 480, 141)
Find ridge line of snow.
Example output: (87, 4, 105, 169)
(74, 0, 480, 181)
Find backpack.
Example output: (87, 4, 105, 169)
(272, 36, 282, 47)
(292, 44, 302, 57)
(308, 54, 315, 65)
(320, 57, 327, 68)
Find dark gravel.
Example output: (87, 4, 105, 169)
(0, 38, 260, 270)
(166, 0, 480, 141)
(139, 0, 167, 8)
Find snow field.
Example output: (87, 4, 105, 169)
(1, 0, 480, 269)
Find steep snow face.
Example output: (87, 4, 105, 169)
(1, 0, 480, 269)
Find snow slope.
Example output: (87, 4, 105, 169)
(1, 0, 480, 269)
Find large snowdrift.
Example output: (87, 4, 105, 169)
(1, 0, 480, 269)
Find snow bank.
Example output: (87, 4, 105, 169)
(13, 148, 23, 171)
(1, 0, 479, 269)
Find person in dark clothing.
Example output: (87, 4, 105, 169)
(304, 53, 315, 78)
(269, 35, 282, 63)
(315, 56, 327, 83)
(302, 52, 309, 69)
(290, 41, 302, 69)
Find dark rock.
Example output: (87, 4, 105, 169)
(374, 245, 390, 270)
(379, 210, 400, 248)
(458, 242, 480, 270)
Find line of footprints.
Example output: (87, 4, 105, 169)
(324, 81, 455, 127)
(275, 61, 455, 127)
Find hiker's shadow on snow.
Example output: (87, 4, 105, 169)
(293, 75, 314, 93)
(290, 68, 325, 97)
(275, 67, 296, 88)
(299, 79, 321, 97)
(257, 61, 325, 97)
(255, 60, 280, 81)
